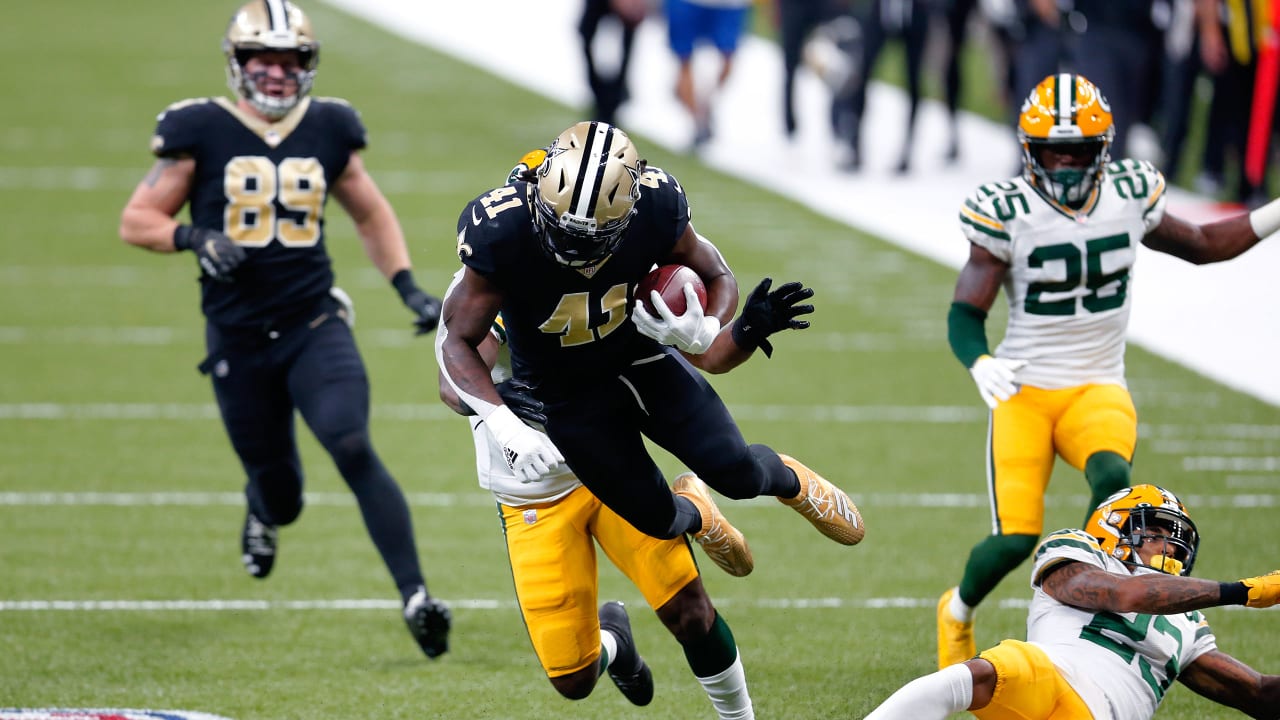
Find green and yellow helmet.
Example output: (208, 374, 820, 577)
(1085, 484, 1199, 577)
(1017, 73, 1114, 208)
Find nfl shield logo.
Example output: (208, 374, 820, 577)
(522, 509, 537, 525)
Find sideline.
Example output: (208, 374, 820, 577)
(320, 0, 1280, 408)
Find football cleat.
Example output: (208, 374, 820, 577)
(598, 601, 654, 706)
(240, 510, 278, 579)
(937, 587, 976, 669)
(673, 473, 754, 577)
(403, 587, 452, 659)
(777, 454, 864, 545)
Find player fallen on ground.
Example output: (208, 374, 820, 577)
(872, 484, 1280, 719)
(118, 0, 449, 658)
(436, 121, 864, 581)
(938, 72, 1280, 669)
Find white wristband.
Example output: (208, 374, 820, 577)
(1249, 197, 1280, 239)
(483, 404, 524, 445)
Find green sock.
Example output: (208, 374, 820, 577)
(957, 533, 1040, 607)
(683, 611, 739, 678)
(1084, 451, 1131, 526)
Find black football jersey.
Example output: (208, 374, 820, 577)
(151, 96, 366, 328)
(456, 167, 691, 391)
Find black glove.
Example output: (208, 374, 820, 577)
(174, 225, 246, 283)
(496, 379, 546, 427)
(391, 269, 442, 335)
(730, 277, 814, 357)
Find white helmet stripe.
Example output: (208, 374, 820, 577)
(1056, 73, 1073, 127)
(265, 0, 289, 30)
(569, 122, 613, 221)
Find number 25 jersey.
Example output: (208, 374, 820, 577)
(958, 160, 1168, 389)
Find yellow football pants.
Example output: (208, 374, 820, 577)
(500, 485, 700, 677)
(975, 639, 1094, 720)
(988, 383, 1136, 535)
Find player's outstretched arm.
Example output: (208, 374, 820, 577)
(689, 277, 814, 374)
(1041, 562, 1280, 615)
(1144, 197, 1280, 264)
(1178, 650, 1280, 720)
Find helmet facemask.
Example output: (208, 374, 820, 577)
(228, 49, 316, 120)
(532, 121, 644, 269)
(1022, 136, 1110, 208)
(1116, 506, 1199, 577)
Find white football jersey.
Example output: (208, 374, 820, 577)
(1026, 529, 1217, 720)
(958, 160, 1168, 389)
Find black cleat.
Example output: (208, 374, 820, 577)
(599, 601, 654, 706)
(403, 587, 452, 659)
(240, 510, 277, 579)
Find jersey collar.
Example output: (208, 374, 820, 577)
(214, 96, 312, 148)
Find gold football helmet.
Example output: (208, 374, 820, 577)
(1017, 73, 1114, 208)
(223, 0, 319, 119)
(533, 122, 644, 268)
(1085, 484, 1199, 577)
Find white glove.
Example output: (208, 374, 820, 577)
(485, 405, 565, 483)
(969, 355, 1027, 409)
(631, 284, 721, 354)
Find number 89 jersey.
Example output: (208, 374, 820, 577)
(1027, 529, 1216, 720)
(150, 96, 366, 328)
(958, 160, 1168, 389)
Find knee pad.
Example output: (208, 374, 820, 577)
(326, 430, 377, 479)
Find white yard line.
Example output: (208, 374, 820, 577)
(316, 0, 1280, 408)
(0, 597, 1254, 613)
(1, 491, 1273, 508)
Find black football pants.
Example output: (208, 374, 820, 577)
(542, 348, 795, 540)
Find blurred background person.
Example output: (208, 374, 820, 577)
(665, 0, 754, 148)
(774, 0, 850, 139)
(1195, 0, 1277, 207)
(580, 0, 648, 126)
(938, 0, 1020, 163)
(836, 0, 929, 172)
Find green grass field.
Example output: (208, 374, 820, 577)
(2, 2, 1278, 718)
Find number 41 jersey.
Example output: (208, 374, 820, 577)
(958, 160, 1168, 389)
(150, 95, 365, 329)
(1027, 530, 1217, 720)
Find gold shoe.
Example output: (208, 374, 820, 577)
(777, 454, 864, 545)
(673, 473, 754, 577)
(937, 587, 976, 669)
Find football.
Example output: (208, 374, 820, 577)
(637, 264, 707, 316)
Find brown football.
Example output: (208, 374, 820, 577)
(637, 264, 707, 316)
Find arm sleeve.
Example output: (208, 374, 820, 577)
(947, 301, 990, 369)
